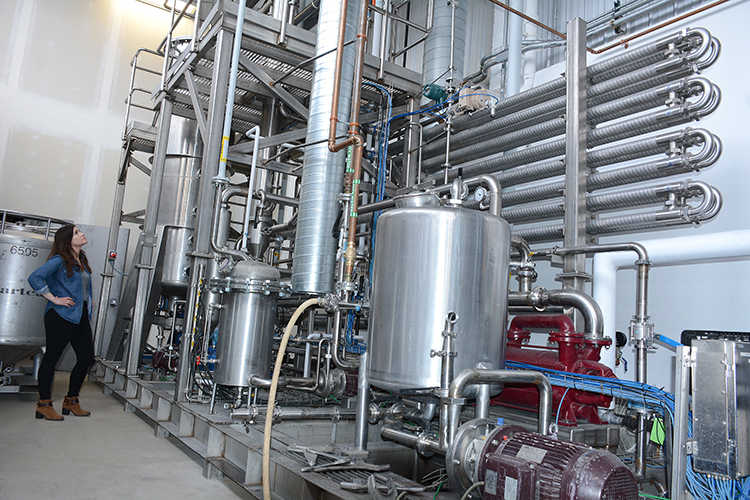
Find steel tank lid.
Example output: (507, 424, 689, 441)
(0, 226, 54, 242)
(230, 260, 282, 282)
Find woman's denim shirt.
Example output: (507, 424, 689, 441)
(28, 255, 92, 324)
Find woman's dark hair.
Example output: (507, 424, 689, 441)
(49, 224, 91, 277)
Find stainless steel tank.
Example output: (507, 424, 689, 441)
(367, 201, 511, 393)
(0, 222, 55, 367)
(210, 261, 291, 387)
(158, 226, 193, 297)
(156, 115, 203, 296)
(157, 115, 202, 228)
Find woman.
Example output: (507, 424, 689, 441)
(28, 224, 95, 420)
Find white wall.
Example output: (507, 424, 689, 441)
(0, 0, 189, 230)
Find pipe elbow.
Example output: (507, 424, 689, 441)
(543, 288, 605, 339)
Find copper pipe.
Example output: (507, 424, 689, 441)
(327, 0, 350, 152)
(342, 0, 370, 282)
(588, 0, 729, 54)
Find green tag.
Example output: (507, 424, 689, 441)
(650, 418, 665, 445)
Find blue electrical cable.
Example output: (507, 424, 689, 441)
(109, 259, 128, 276)
(555, 386, 571, 428)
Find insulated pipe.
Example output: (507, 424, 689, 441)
(422, 0, 466, 89)
(508, 288, 604, 339)
(500, 180, 717, 224)
(447, 369, 552, 441)
(411, 52, 710, 170)
(513, 189, 722, 242)
(496, 128, 718, 200)
(430, 98, 716, 181)
(417, 27, 714, 147)
(422, 90, 715, 173)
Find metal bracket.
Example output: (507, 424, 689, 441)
(686, 439, 696, 455)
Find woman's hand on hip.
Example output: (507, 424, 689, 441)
(52, 295, 75, 307)
(41, 292, 75, 308)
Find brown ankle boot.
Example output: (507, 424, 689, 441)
(36, 399, 64, 421)
(62, 396, 90, 417)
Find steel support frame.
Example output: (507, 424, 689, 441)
(174, 28, 234, 402)
(157, 0, 422, 109)
(671, 345, 692, 500)
(94, 147, 129, 357)
(125, 97, 174, 377)
(91, 359, 414, 500)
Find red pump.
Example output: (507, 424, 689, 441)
(492, 315, 614, 426)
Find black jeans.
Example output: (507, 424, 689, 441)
(37, 302, 95, 400)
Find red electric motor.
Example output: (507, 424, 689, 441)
(491, 315, 615, 426)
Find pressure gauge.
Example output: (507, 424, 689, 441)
(474, 186, 488, 203)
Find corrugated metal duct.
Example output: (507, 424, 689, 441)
(292, 0, 359, 294)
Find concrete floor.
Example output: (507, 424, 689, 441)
(0, 370, 253, 500)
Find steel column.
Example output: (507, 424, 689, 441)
(94, 150, 128, 357)
(402, 96, 420, 187)
(125, 98, 174, 376)
(562, 18, 589, 329)
(175, 29, 234, 402)
(671, 345, 692, 499)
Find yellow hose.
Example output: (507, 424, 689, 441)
(262, 297, 319, 500)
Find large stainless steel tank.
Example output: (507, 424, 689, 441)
(210, 261, 290, 387)
(0, 221, 55, 367)
(367, 200, 511, 393)
(156, 116, 202, 297)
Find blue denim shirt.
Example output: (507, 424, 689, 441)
(28, 255, 92, 324)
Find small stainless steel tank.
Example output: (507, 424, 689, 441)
(0, 222, 54, 366)
(210, 261, 290, 387)
(367, 200, 511, 393)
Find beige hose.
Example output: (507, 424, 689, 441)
(262, 297, 320, 500)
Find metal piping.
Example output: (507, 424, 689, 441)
(448, 369, 552, 441)
(210, 186, 249, 262)
(217, 0, 246, 181)
(241, 125, 261, 250)
(381, 424, 446, 456)
(407, 30, 718, 167)
(513, 189, 723, 243)
(509, 287, 604, 339)
(354, 351, 370, 451)
(324, 0, 368, 283)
